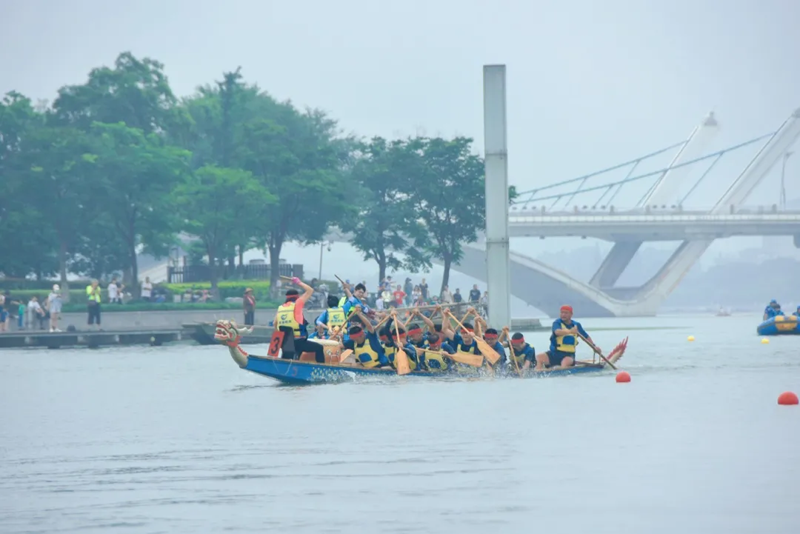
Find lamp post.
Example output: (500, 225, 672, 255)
(318, 241, 332, 280)
(781, 151, 793, 210)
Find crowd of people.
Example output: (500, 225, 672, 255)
(267, 276, 600, 373)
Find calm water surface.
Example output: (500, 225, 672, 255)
(1, 314, 799, 533)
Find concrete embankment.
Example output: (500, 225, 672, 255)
(52, 309, 543, 331)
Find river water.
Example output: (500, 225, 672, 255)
(1, 314, 798, 533)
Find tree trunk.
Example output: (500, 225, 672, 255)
(268, 238, 283, 301)
(208, 245, 220, 301)
(441, 254, 452, 295)
(128, 239, 139, 299)
(238, 245, 245, 266)
(58, 237, 70, 303)
(377, 249, 387, 282)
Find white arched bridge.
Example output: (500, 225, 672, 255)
(329, 107, 800, 317)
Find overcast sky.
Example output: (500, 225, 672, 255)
(2, 0, 798, 299)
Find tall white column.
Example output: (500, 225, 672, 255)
(483, 65, 511, 328)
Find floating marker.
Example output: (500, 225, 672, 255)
(778, 392, 799, 406)
(687, 335, 695, 342)
(761, 338, 770, 344)
(616, 371, 631, 383)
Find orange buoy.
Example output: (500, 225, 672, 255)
(778, 392, 799, 405)
(616, 371, 631, 383)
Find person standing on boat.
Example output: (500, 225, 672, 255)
(315, 295, 347, 335)
(793, 305, 800, 318)
(342, 282, 372, 320)
(534, 305, 598, 370)
(275, 277, 325, 363)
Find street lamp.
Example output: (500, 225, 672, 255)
(318, 241, 332, 280)
(781, 151, 793, 210)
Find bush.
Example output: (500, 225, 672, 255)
(4, 288, 92, 305)
(164, 280, 273, 300)
(0, 278, 94, 291)
(60, 301, 266, 313)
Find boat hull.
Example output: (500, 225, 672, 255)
(757, 315, 800, 336)
(243, 355, 610, 385)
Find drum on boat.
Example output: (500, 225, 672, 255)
(298, 338, 343, 363)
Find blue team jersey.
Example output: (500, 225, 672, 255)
(549, 319, 589, 353)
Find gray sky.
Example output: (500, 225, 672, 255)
(2, 0, 798, 300)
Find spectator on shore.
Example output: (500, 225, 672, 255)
(27, 296, 46, 330)
(47, 284, 63, 332)
(141, 277, 153, 301)
(86, 279, 102, 330)
(15, 299, 25, 330)
(453, 289, 463, 303)
(0, 292, 6, 332)
(440, 285, 453, 304)
(243, 288, 256, 326)
(469, 284, 481, 303)
(420, 278, 429, 300)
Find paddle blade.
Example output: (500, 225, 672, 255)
(475, 338, 502, 365)
(447, 351, 484, 367)
(395, 347, 411, 375)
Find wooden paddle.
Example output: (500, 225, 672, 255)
(500, 327, 524, 377)
(578, 332, 616, 370)
(424, 348, 483, 368)
(391, 312, 411, 375)
(444, 310, 501, 365)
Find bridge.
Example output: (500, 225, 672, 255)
(466, 92, 800, 318)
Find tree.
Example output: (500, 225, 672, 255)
(401, 137, 487, 294)
(341, 137, 431, 281)
(16, 125, 99, 294)
(52, 52, 181, 135)
(87, 122, 191, 293)
(0, 92, 60, 279)
(175, 165, 276, 299)
(237, 97, 354, 297)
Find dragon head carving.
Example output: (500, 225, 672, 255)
(214, 319, 252, 347)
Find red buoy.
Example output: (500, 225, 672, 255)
(778, 392, 799, 405)
(616, 371, 631, 383)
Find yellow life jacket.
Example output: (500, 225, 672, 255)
(383, 343, 417, 371)
(510, 344, 531, 365)
(86, 285, 101, 303)
(353, 339, 383, 368)
(327, 307, 346, 329)
(455, 339, 480, 355)
(554, 320, 578, 353)
(422, 349, 448, 372)
(276, 302, 306, 338)
(338, 296, 347, 307)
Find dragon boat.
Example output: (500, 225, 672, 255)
(757, 315, 800, 336)
(213, 319, 629, 385)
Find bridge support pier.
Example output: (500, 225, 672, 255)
(590, 241, 642, 288)
(482, 65, 511, 328)
(795, 235, 800, 248)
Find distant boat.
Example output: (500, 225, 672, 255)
(757, 315, 800, 336)
(715, 307, 732, 317)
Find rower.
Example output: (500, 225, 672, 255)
(794, 305, 800, 318)
(275, 277, 325, 362)
(406, 322, 427, 348)
(342, 324, 392, 369)
(418, 332, 454, 372)
(534, 305, 598, 370)
(442, 320, 481, 356)
(479, 326, 507, 366)
(316, 295, 347, 334)
(507, 331, 535, 370)
(385, 323, 420, 371)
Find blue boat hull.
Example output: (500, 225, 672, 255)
(243, 355, 609, 385)
(757, 315, 800, 336)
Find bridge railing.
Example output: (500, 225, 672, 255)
(509, 204, 796, 216)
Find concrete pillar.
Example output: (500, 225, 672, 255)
(482, 65, 511, 328)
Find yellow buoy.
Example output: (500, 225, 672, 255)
(761, 338, 770, 344)
(687, 335, 695, 342)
